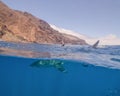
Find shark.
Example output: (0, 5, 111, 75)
(30, 59, 67, 73)
(92, 40, 100, 49)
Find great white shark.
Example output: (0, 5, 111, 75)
(30, 59, 67, 73)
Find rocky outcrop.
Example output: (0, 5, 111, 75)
(0, 1, 87, 45)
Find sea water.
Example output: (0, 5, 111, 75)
(0, 41, 120, 96)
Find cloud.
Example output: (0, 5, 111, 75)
(82, 34, 120, 45)
(98, 34, 120, 45)
(50, 24, 120, 45)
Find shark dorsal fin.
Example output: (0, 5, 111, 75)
(92, 40, 100, 49)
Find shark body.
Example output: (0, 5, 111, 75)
(30, 59, 67, 73)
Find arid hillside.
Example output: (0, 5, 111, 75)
(0, 1, 87, 45)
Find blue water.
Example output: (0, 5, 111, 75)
(0, 41, 120, 96)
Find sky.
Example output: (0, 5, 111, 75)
(2, 0, 120, 38)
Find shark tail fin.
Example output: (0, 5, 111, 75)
(54, 64, 67, 73)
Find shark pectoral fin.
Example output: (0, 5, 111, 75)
(54, 64, 67, 73)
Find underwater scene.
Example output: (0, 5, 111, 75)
(0, 41, 120, 96)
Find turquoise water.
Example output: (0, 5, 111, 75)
(0, 41, 120, 96)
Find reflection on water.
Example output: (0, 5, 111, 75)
(0, 41, 120, 96)
(0, 41, 120, 69)
(0, 47, 51, 58)
(0, 55, 120, 96)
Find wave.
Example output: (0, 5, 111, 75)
(0, 41, 120, 70)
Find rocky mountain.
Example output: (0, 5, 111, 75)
(0, 1, 87, 45)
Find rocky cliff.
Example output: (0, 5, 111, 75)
(0, 1, 87, 45)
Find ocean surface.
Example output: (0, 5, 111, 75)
(0, 41, 120, 96)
